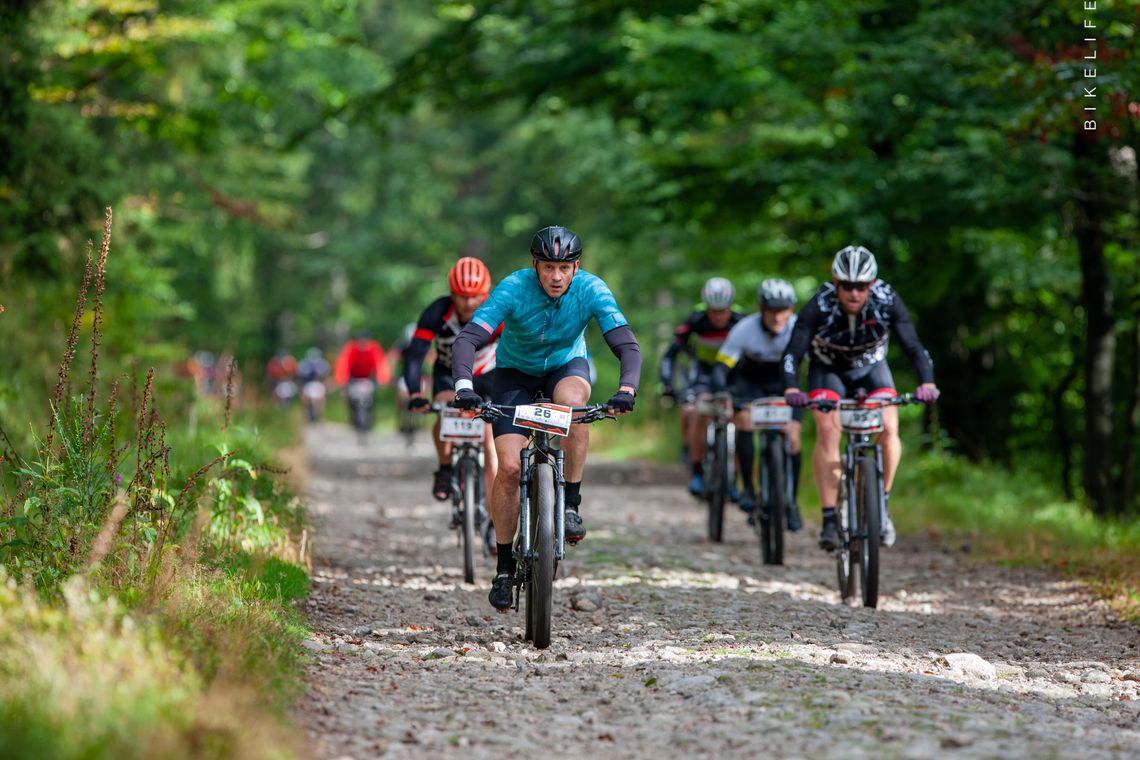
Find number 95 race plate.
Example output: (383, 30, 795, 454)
(513, 403, 573, 437)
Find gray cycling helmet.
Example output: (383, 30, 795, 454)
(831, 245, 878, 283)
(758, 278, 796, 310)
(701, 277, 735, 310)
(531, 226, 583, 262)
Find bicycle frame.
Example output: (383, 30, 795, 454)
(516, 429, 568, 565)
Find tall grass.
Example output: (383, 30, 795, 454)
(0, 209, 310, 758)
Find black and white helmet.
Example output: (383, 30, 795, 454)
(758, 278, 796, 310)
(831, 245, 878, 283)
(701, 277, 735, 310)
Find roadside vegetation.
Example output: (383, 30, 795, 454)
(0, 213, 308, 759)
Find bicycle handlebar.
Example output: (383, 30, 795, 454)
(808, 392, 922, 413)
(438, 401, 617, 424)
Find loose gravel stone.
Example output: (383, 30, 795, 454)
(295, 426, 1140, 760)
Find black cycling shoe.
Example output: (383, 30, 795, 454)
(432, 467, 452, 502)
(564, 509, 586, 545)
(488, 573, 513, 612)
(818, 515, 840, 552)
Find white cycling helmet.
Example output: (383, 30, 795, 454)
(758, 278, 796, 310)
(831, 245, 878, 283)
(701, 277, 735, 310)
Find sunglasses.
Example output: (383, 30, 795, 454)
(838, 281, 870, 292)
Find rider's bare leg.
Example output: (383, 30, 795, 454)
(490, 433, 527, 549)
(879, 406, 901, 492)
(432, 390, 455, 467)
(553, 376, 592, 482)
(813, 408, 842, 508)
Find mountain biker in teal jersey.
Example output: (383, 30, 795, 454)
(660, 277, 744, 497)
(450, 226, 643, 612)
(782, 246, 939, 551)
(711, 279, 803, 526)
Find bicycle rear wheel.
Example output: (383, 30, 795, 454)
(857, 456, 881, 608)
(526, 463, 556, 648)
(835, 472, 855, 601)
(707, 426, 728, 543)
(760, 438, 786, 565)
(461, 459, 477, 584)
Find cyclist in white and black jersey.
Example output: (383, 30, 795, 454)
(711, 279, 803, 527)
(783, 245, 939, 551)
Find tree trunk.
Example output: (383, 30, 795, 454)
(1119, 289, 1140, 513)
(1051, 339, 1080, 500)
(1073, 132, 1116, 516)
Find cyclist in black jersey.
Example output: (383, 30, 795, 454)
(711, 279, 803, 527)
(660, 277, 744, 496)
(406, 257, 503, 504)
(782, 245, 940, 551)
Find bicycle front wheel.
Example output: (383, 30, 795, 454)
(461, 459, 478, 584)
(857, 456, 881, 608)
(708, 426, 728, 543)
(835, 472, 855, 601)
(761, 439, 785, 565)
(526, 463, 556, 648)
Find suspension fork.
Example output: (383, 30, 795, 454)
(517, 444, 533, 558)
(554, 446, 566, 560)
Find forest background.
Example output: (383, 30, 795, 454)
(1, 1, 1138, 755)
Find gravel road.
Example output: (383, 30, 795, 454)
(295, 422, 1140, 759)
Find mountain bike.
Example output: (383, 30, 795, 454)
(813, 392, 919, 608)
(346, 379, 376, 442)
(748, 397, 796, 565)
(695, 392, 735, 543)
(431, 403, 492, 584)
(467, 398, 613, 649)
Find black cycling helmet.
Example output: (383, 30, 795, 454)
(530, 226, 583, 262)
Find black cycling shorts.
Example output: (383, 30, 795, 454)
(732, 377, 804, 422)
(490, 358, 593, 438)
(433, 363, 494, 400)
(807, 360, 896, 401)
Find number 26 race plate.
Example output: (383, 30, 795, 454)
(513, 403, 573, 437)
(439, 409, 483, 441)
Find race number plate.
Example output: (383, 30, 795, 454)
(513, 403, 573, 437)
(439, 408, 483, 442)
(839, 404, 884, 433)
(750, 399, 792, 428)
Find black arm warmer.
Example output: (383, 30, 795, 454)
(451, 323, 493, 383)
(782, 300, 820, 388)
(603, 325, 643, 392)
(889, 295, 936, 384)
(711, 362, 730, 393)
(401, 337, 432, 394)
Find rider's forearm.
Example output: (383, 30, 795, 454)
(894, 322, 936, 385)
(710, 362, 730, 393)
(401, 338, 432, 394)
(603, 325, 642, 392)
(451, 322, 493, 391)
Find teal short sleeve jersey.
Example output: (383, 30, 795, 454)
(471, 268, 629, 376)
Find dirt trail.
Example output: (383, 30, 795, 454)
(295, 423, 1140, 759)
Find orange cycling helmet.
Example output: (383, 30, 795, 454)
(448, 256, 492, 296)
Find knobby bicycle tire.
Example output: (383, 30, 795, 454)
(528, 463, 556, 648)
(857, 456, 881, 608)
(462, 458, 477, 585)
(708, 426, 728, 543)
(762, 439, 786, 565)
(836, 472, 855, 600)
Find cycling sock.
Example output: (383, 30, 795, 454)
(565, 481, 582, 511)
(735, 430, 754, 493)
(496, 544, 516, 574)
(821, 506, 837, 523)
(791, 452, 802, 500)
